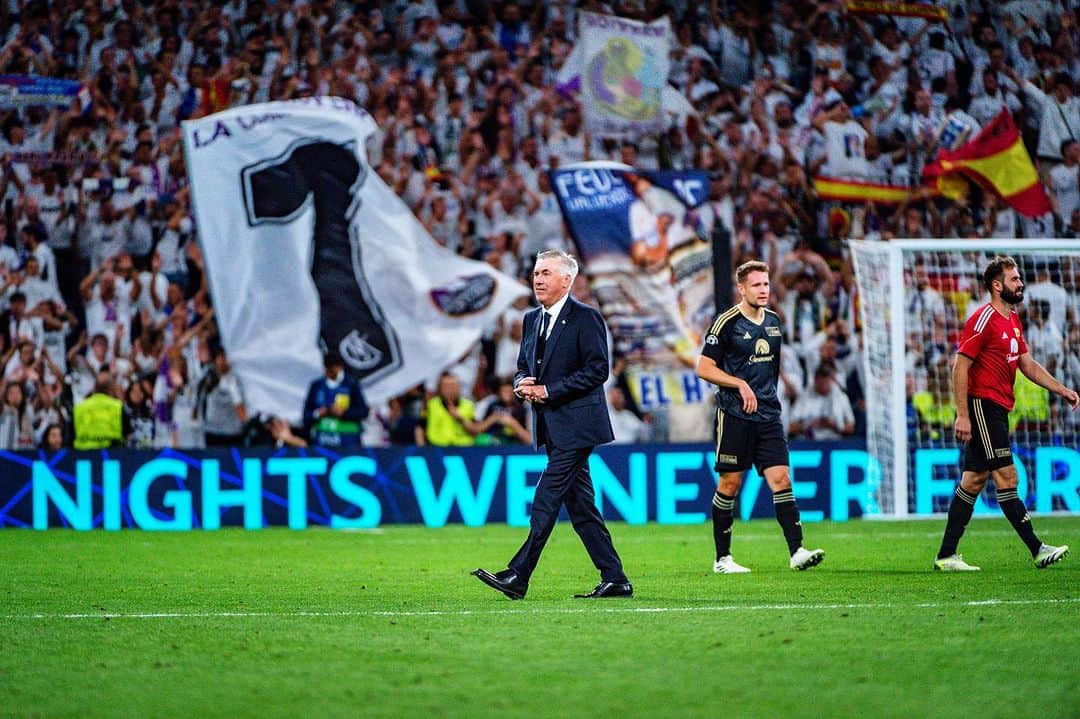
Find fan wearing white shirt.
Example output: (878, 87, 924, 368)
(789, 364, 855, 441)
(811, 100, 871, 181)
(138, 250, 171, 328)
(861, 56, 904, 138)
(546, 106, 589, 166)
(3, 339, 42, 384)
(15, 221, 61, 298)
(1, 292, 44, 351)
(708, 13, 753, 88)
(16, 256, 61, 312)
(1026, 299, 1065, 376)
(756, 24, 795, 80)
(906, 261, 948, 335)
(905, 88, 946, 181)
(142, 67, 184, 132)
(79, 259, 139, 353)
(0, 110, 60, 200)
(968, 41, 1020, 97)
(1006, 66, 1080, 161)
(82, 200, 134, 272)
(917, 31, 957, 90)
(522, 172, 566, 262)
(999, 0, 1058, 29)
(607, 387, 650, 444)
(492, 308, 526, 381)
(968, 68, 1023, 126)
(21, 168, 77, 254)
(851, 17, 923, 89)
(1025, 265, 1070, 338)
(1049, 140, 1080, 225)
(0, 231, 20, 283)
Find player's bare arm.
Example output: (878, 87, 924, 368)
(952, 353, 973, 442)
(696, 354, 757, 414)
(1018, 353, 1080, 410)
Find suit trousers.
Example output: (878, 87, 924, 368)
(508, 424, 627, 583)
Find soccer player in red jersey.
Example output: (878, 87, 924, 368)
(934, 257, 1080, 571)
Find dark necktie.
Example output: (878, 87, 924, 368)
(535, 311, 550, 364)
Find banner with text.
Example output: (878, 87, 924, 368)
(550, 163, 714, 400)
(0, 442, 868, 529)
(6, 441, 1077, 530)
(0, 75, 89, 109)
(624, 368, 716, 411)
(182, 99, 527, 423)
(579, 12, 671, 137)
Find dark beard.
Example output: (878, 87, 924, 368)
(1001, 287, 1024, 304)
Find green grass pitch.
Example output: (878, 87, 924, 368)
(2, 517, 1078, 718)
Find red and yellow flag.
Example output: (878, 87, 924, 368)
(843, 0, 948, 22)
(199, 78, 232, 117)
(923, 109, 1052, 218)
(814, 176, 917, 205)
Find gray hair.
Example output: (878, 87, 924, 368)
(536, 250, 579, 282)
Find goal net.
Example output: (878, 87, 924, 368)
(850, 239, 1080, 517)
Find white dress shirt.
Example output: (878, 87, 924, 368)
(540, 291, 570, 340)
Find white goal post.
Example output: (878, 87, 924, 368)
(850, 239, 1080, 518)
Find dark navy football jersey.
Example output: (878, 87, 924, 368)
(700, 305, 782, 423)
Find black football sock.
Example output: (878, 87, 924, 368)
(712, 491, 735, 560)
(937, 486, 977, 559)
(996, 488, 1042, 556)
(772, 490, 803, 556)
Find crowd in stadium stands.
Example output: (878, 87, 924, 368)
(0, 0, 1078, 450)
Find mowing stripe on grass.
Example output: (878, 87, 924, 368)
(4, 597, 1078, 621)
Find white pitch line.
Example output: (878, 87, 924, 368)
(3, 597, 1078, 621)
(353, 529, 1036, 545)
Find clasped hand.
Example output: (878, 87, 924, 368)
(514, 376, 547, 403)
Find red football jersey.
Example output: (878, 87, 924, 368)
(956, 303, 1028, 411)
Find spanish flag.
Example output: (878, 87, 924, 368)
(814, 176, 916, 205)
(198, 78, 232, 117)
(922, 109, 1052, 218)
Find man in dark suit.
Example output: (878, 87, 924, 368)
(473, 250, 632, 599)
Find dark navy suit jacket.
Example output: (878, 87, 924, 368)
(515, 296, 615, 451)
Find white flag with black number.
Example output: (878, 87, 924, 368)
(182, 98, 527, 423)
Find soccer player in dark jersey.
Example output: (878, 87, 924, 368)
(934, 256, 1079, 571)
(696, 260, 825, 573)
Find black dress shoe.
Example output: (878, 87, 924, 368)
(472, 568, 528, 600)
(573, 581, 633, 599)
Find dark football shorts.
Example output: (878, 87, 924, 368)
(713, 409, 789, 474)
(963, 396, 1013, 473)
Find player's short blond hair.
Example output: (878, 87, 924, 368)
(736, 260, 770, 284)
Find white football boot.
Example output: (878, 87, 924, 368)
(713, 555, 751, 574)
(933, 554, 981, 572)
(789, 547, 825, 571)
